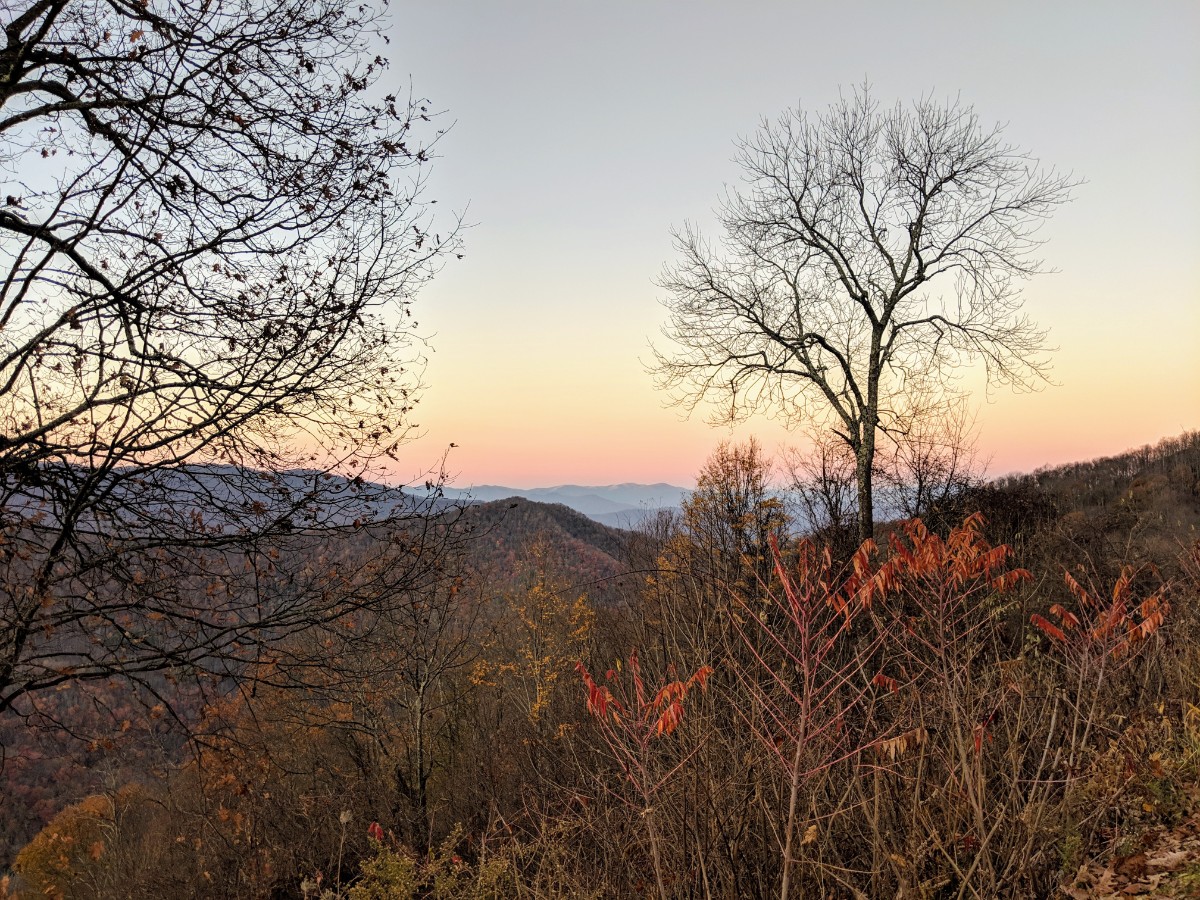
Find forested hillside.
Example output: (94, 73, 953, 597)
(460, 497, 628, 591)
(947, 431, 1200, 579)
(0, 494, 626, 869)
(3, 435, 1199, 898)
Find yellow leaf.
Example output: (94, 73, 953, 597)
(801, 824, 818, 846)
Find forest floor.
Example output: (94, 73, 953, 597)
(1062, 783, 1200, 898)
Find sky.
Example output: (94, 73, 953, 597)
(383, 1, 1200, 489)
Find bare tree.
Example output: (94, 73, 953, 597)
(780, 431, 857, 547)
(0, 0, 459, 718)
(876, 394, 984, 526)
(655, 87, 1075, 539)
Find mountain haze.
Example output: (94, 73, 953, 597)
(442, 482, 689, 524)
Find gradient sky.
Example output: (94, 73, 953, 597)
(384, 1, 1199, 488)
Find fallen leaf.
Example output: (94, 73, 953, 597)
(1145, 849, 1190, 872)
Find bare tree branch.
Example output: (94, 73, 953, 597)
(654, 86, 1075, 538)
(0, 0, 462, 717)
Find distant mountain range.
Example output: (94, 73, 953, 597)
(441, 482, 690, 527)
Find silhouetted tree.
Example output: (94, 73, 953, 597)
(0, 0, 459, 719)
(655, 87, 1074, 539)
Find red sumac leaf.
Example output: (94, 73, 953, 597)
(1031, 613, 1066, 642)
(871, 671, 899, 693)
(1049, 603, 1079, 630)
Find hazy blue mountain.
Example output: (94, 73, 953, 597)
(3, 462, 460, 534)
(5, 463, 688, 533)
(590, 506, 681, 529)
(441, 483, 689, 523)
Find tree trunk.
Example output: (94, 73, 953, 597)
(856, 432, 875, 542)
(858, 343, 882, 542)
(779, 712, 808, 900)
(415, 677, 430, 853)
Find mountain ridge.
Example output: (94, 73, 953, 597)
(441, 482, 689, 522)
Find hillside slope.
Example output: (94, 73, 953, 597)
(458, 497, 629, 597)
(938, 432, 1200, 578)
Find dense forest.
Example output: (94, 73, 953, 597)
(2, 432, 1198, 898)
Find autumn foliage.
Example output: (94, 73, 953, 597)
(5, 436, 1200, 898)
(1031, 566, 1168, 656)
(575, 651, 712, 900)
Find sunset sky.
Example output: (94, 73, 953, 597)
(386, 1, 1199, 489)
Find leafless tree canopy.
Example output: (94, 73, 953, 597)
(655, 87, 1075, 537)
(0, 0, 460, 714)
(780, 433, 857, 547)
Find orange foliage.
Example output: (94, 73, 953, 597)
(576, 650, 712, 741)
(1032, 564, 1169, 659)
(13, 785, 149, 899)
(870, 513, 1031, 598)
